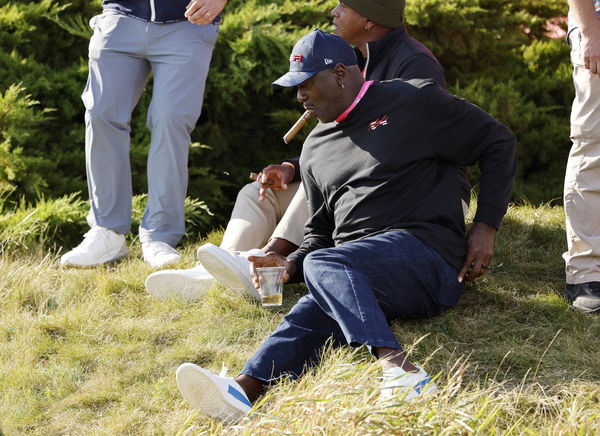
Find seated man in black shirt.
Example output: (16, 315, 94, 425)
(145, 0, 469, 300)
(175, 29, 517, 422)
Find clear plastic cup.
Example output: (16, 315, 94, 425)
(255, 267, 286, 306)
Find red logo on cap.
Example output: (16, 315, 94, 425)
(290, 54, 303, 62)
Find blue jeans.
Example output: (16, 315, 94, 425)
(242, 231, 464, 382)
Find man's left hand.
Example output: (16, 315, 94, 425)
(457, 221, 496, 283)
(248, 252, 296, 289)
(185, 0, 227, 25)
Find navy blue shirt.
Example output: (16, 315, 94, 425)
(103, 0, 191, 23)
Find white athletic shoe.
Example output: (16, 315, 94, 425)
(176, 363, 252, 422)
(145, 265, 214, 300)
(380, 365, 438, 401)
(142, 240, 181, 268)
(60, 226, 128, 267)
(196, 243, 265, 299)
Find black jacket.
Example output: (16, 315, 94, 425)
(289, 79, 516, 280)
(358, 25, 446, 89)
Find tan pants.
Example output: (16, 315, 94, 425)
(220, 181, 309, 252)
(563, 28, 600, 284)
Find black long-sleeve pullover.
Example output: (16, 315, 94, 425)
(288, 79, 516, 276)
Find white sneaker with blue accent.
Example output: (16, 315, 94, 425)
(176, 363, 252, 422)
(196, 243, 265, 299)
(380, 365, 438, 401)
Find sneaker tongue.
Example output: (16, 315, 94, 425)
(81, 227, 109, 248)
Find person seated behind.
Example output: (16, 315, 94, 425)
(145, 0, 472, 300)
(173, 29, 517, 422)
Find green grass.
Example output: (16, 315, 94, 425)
(1, 203, 600, 435)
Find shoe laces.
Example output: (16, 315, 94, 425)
(77, 227, 114, 251)
(145, 241, 177, 257)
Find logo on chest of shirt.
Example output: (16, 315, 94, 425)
(369, 115, 389, 131)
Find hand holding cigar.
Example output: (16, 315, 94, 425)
(249, 162, 296, 201)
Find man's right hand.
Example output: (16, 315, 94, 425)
(185, 0, 227, 25)
(571, 0, 600, 75)
(255, 163, 295, 201)
(247, 252, 296, 289)
(581, 25, 600, 74)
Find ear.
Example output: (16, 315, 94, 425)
(332, 63, 348, 82)
(364, 20, 375, 32)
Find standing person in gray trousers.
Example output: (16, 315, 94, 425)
(61, 0, 225, 268)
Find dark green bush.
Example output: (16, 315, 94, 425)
(406, 0, 571, 203)
(0, 84, 52, 195)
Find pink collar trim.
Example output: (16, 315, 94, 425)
(336, 80, 374, 123)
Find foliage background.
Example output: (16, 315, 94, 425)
(0, 0, 571, 240)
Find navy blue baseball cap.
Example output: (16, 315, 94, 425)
(272, 29, 357, 88)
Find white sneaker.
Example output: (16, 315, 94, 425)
(60, 227, 128, 267)
(145, 265, 214, 300)
(380, 365, 438, 401)
(196, 243, 265, 299)
(142, 241, 181, 268)
(176, 363, 252, 422)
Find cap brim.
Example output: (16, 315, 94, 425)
(272, 71, 317, 88)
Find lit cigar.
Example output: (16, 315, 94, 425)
(282, 110, 313, 144)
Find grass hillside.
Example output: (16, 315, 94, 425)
(1, 202, 599, 435)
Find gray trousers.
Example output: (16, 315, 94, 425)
(83, 11, 219, 246)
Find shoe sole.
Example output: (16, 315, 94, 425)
(60, 246, 129, 267)
(196, 244, 260, 299)
(176, 363, 250, 422)
(145, 271, 213, 300)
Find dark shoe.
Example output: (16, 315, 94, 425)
(564, 282, 600, 314)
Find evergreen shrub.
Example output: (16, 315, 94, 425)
(0, 194, 213, 253)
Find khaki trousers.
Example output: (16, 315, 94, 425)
(220, 181, 309, 252)
(563, 28, 600, 284)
